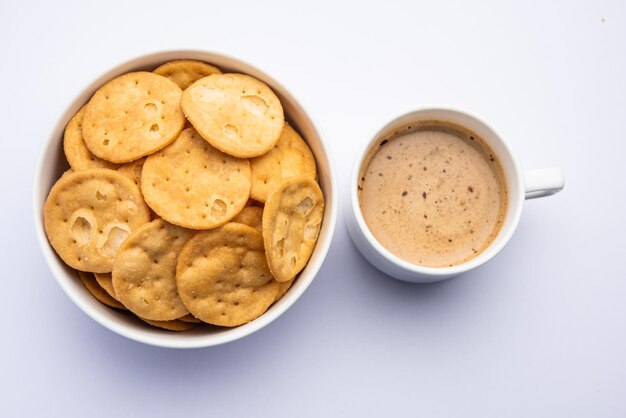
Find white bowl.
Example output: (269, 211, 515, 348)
(33, 50, 337, 349)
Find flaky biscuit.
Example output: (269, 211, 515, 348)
(262, 177, 324, 282)
(182, 73, 284, 158)
(176, 223, 279, 327)
(154, 60, 222, 90)
(112, 219, 193, 321)
(141, 128, 251, 229)
(44, 169, 151, 272)
(82, 72, 185, 163)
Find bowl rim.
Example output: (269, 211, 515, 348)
(33, 49, 338, 349)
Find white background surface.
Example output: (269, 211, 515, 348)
(1, 0, 625, 416)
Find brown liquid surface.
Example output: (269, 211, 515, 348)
(358, 123, 507, 267)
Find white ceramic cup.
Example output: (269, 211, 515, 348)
(347, 108, 564, 283)
(33, 50, 337, 348)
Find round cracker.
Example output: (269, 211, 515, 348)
(63, 106, 118, 170)
(232, 206, 263, 233)
(181, 73, 284, 158)
(77, 271, 126, 310)
(141, 127, 251, 229)
(250, 124, 316, 202)
(176, 223, 279, 327)
(262, 176, 324, 282)
(153, 60, 222, 90)
(140, 317, 196, 331)
(94, 272, 118, 301)
(44, 169, 151, 273)
(82, 72, 185, 163)
(112, 219, 194, 321)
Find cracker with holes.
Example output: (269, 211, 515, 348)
(153, 60, 222, 90)
(141, 127, 251, 229)
(44, 169, 151, 272)
(176, 223, 279, 327)
(94, 273, 118, 301)
(250, 124, 317, 202)
(77, 271, 126, 310)
(232, 206, 263, 233)
(82, 72, 185, 163)
(181, 73, 284, 158)
(112, 219, 193, 321)
(63, 106, 118, 170)
(263, 176, 324, 282)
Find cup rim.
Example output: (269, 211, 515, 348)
(350, 107, 524, 278)
(33, 49, 338, 348)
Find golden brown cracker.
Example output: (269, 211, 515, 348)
(94, 272, 118, 301)
(153, 60, 222, 90)
(250, 124, 316, 202)
(176, 223, 279, 327)
(44, 169, 151, 273)
(112, 219, 194, 321)
(77, 270, 126, 309)
(232, 206, 263, 233)
(63, 106, 119, 170)
(140, 317, 196, 331)
(116, 157, 145, 187)
(262, 176, 324, 282)
(181, 73, 284, 158)
(82, 72, 185, 163)
(141, 127, 251, 229)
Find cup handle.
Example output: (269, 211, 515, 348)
(524, 168, 564, 199)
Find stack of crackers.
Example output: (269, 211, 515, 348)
(44, 60, 324, 331)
